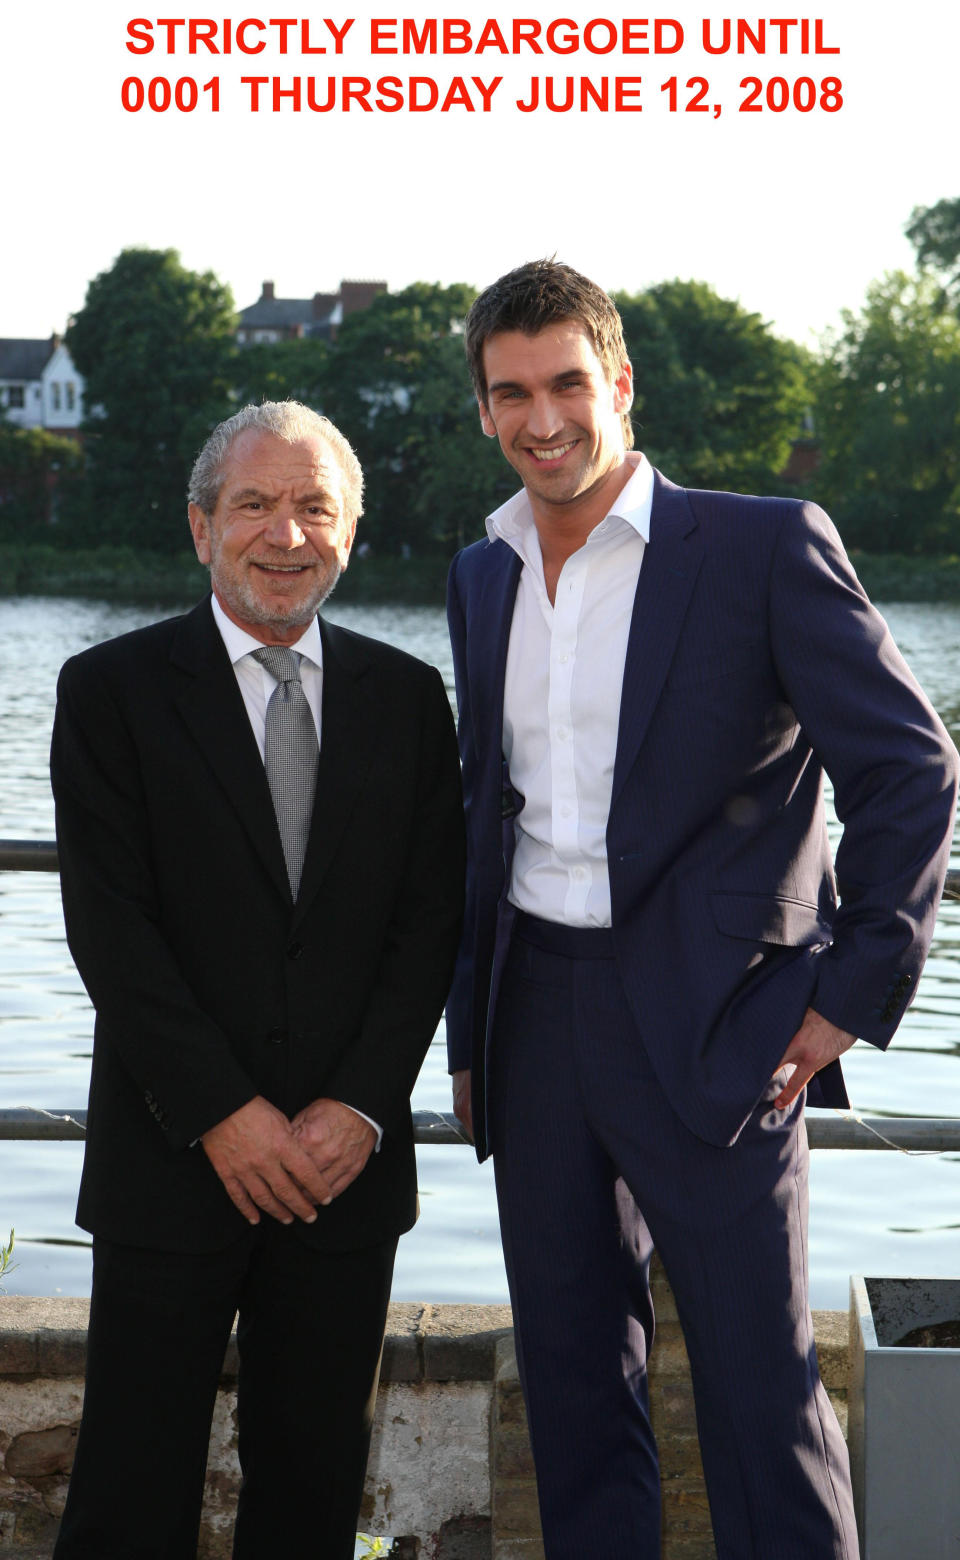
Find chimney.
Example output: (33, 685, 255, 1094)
(261, 281, 275, 301)
(340, 280, 388, 316)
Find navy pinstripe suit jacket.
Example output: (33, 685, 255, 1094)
(446, 470, 959, 1157)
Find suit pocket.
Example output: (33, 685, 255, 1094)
(711, 890, 833, 948)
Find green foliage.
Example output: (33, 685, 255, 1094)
(812, 271, 960, 553)
(850, 551, 960, 603)
(9, 540, 960, 606)
(317, 283, 508, 555)
(615, 279, 811, 493)
(0, 543, 207, 601)
(230, 338, 330, 409)
(336, 551, 452, 604)
(30, 237, 960, 578)
(0, 425, 83, 542)
(0, 1229, 17, 1291)
(48, 265, 822, 569)
(906, 198, 960, 300)
(65, 248, 236, 552)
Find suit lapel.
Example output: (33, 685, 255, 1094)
(171, 599, 290, 899)
(611, 472, 703, 805)
(465, 541, 522, 764)
(292, 617, 379, 926)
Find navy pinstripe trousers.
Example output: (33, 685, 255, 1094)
(489, 914, 858, 1560)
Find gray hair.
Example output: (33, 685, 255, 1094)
(188, 401, 364, 523)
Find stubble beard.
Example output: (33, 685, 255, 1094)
(215, 558, 343, 630)
(514, 427, 589, 502)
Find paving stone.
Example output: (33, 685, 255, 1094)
(422, 1306, 513, 1382)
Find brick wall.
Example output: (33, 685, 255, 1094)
(0, 1268, 850, 1559)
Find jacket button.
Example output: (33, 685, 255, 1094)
(287, 942, 303, 960)
(266, 1027, 287, 1045)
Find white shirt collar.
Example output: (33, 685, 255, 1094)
(486, 451, 654, 555)
(209, 595, 323, 670)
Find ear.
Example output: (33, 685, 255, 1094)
(478, 398, 498, 439)
(613, 359, 634, 415)
(337, 516, 358, 569)
(188, 503, 212, 565)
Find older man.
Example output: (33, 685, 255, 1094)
(51, 401, 464, 1559)
(446, 261, 958, 1557)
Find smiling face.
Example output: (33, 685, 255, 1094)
(478, 322, 634, 525)
(188, 428, 356, 645)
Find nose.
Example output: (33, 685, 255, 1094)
(525, 391, 564, 441)
(264, 509, 305, 548)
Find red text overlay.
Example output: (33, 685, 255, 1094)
(120, 15, 845, 116)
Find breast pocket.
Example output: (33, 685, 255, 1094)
(666, 641, 763, 692)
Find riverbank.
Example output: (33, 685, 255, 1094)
(0, 546, 450, 606)
(4, 544, 960, 606)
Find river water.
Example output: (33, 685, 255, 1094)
(1, 593, 958, 1310)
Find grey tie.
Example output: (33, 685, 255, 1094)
(252, 646, 319, 897)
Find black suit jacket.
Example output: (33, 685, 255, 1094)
(50, 599, 465, 1253)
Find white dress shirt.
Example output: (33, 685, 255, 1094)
(210, 596, 323, 751)
(489, 452, 653, 928)
(209, 596, 381, 1145)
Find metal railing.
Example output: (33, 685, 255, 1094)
(5, 840, 960, 899)
(3, 839, 960, 1153)
(1, 1106, 958, 1151)
(0, 839, 60, 871)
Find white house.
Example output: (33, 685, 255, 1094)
(0, 335, 84, 434)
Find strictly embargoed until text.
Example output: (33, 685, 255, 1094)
(120, 14, 845, 119)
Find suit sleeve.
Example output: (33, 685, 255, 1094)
(51, 655, 259, 1149)
(768, 502, 959, 1047)
(318, 665, 465, 1136)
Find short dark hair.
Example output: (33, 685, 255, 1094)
(464, 259, 634, 448)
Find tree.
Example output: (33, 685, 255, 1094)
(812, 271, 960, 552)
(65, 249, 236, 551)
(906, 198, 960, 302)
(615, 280, 811, 493)
(230, 337, 330, 410)
(318, 283, 508, 555)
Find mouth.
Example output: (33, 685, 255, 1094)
(528, 441, 576, 464)
(251, 561, 311, 575)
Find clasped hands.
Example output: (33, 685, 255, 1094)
(202, 1095, 376, 1226)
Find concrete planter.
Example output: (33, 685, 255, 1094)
(848, 1276, 960, 1559)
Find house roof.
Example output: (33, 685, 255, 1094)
(239, 297, 330, 329)
(0, 338, 54, 381)
(238, 280, 386, 332)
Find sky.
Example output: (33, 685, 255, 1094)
(3, 1, 957, 350)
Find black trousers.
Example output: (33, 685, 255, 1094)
(53, 1222, 397, 1560)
